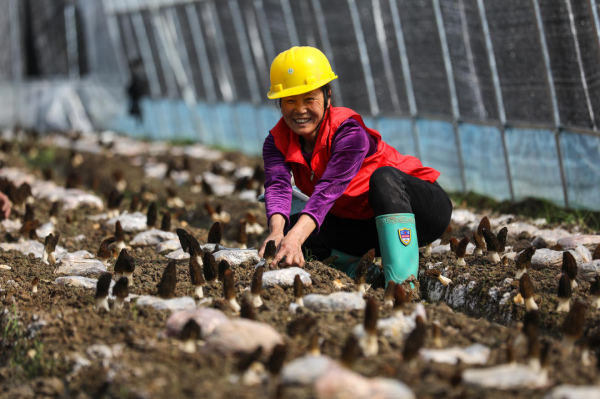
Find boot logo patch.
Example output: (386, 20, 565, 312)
(398, 228, 411, 246)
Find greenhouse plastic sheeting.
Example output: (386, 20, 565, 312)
(560, 132, 600, 210)
(459, 123, 511, 201)
(377, 117, 416, 158)
(416, 119, 462, 193)
(505, 127, 565, 206)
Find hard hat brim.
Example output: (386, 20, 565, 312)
(267, 76, 338, 99)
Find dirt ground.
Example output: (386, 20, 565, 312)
(1, 135, 599, 399)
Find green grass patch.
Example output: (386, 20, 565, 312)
(449, 191, 600, 231)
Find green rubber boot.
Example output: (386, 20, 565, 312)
(376, 213, 419, 284)
(330, 249, 361, 279)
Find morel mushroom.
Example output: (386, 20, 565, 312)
(359, 298, 379, 357)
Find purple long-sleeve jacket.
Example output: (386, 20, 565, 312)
(263, 118, 377, 232)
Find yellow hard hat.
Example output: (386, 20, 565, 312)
(267, 46, 338, 99)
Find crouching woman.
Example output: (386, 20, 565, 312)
(258, 46, 452, 284)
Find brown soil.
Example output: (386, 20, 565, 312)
(0, 136, 599, 399)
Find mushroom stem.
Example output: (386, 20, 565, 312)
(525, 297, 538, 312)
(455, 257, 465, 266)
(592, 296, 600, 309)
(438, 275, 452, 286)
(474, 248, 483, 256)
(424, 243, 432, 257)
(562, 336, 577, 353)
(181, 339, 196, 354)
(488, 251, 501, 264)
(252, 294, 263, 308)
(383, 298, 394, 308)
(556, 298, 570, 313)
(528, 358, 541, 372)
(581, 348, 591, 366)
(295, 297, 304, 307)
(114, 241, 126, 253)
(96, 297, 109, 312)
(357, 283, 367, 294)
(571, 279, 578, 289)
(114, 297, 125, 310)
(359, 333, 378, 357)
(32, 286, 38, 294)
(124, 271, 133, 286)
(515, 269, 526, 280)
(194, 285, 204, 299)
(229, 298, 241, 313)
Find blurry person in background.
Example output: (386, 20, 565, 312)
(127, 59, 148, 125)
(0, 192, 11, 219)
(258, 46, 452, 285)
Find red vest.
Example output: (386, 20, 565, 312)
(270, 107, 440, 219)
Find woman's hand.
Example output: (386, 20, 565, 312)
(270, 214, 316, 268)
(258, 213, 286, 258)
(0, 192, 11, 219)
(272, 229, 306, 267)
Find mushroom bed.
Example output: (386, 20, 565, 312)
(1, 131, 600, 399)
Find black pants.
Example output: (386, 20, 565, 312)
(289, 166, 453, 260)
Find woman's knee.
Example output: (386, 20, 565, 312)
(369, 167, 411, 215)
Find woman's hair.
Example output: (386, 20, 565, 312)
(276, 84, 333, 110)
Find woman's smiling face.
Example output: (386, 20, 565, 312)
(281, 88, 327, 140)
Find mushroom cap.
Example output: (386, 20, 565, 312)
(267, 343, 287, 375)
(449, 237, 460, 254)
(218, 260, 230, 283)
(264, 240, 277, 261)
(223, 269, 236, 300)
(477, 216, 491, 236)
(240, 298, 256, 320)
(237, 220, 248, 244)
(482, 228, 499, 252)
(157, 260, 177, 299)
(146, 201, 157, 227)
(403, 315, 426, 362)
(203, 252, 217, 282)
(593, 243, 600, 261)
(590, 274, 600, 296)
(558, 272, 572, 299)
(44, 233, 60, 252)
(95, 273, 113, 298)
(160, 211, 171, 232)
(562, 251, 578, 280)
(189, 255, 205, 286)
(293, 274, 304, 299)
(517, 246, 537, 270)
(496, 227, 508, 252)
(519, 273, 535, 300)
(393, 284, 409, 309)
(112, 277, 129, 299)
(364, 297, 378, 334)
(425, 269, 442, 279)
(251, 266, 264, 295)
(384, 281, 396, 300)
(176, 228, 191, 252)
(207, 222, 222, 244)
(523, 310, 540, 340)
(355, 249, 375, 285)
(97, 236, 117, 259)
(456, 236, 470, 258)
(180, 319, 201, 341)
(340, 335, 360, 367)
(561, 301, 587, 339)
(115, 221, 125, 241)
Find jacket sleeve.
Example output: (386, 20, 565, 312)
(300, 119, 371, 233)
(263, 133, 293, 229)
